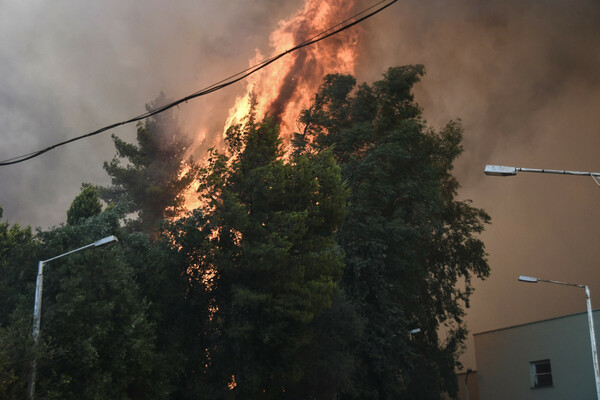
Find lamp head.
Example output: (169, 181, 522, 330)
(94, 235, 119, 247)
(484, 165, 517, 176)
(518, 275, 539, 283)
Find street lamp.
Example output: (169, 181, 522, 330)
(484, 164, 600, 185)
(28, 235, 118, 400)
(464, 368, 473, 400)
(518, 275, 600, 400)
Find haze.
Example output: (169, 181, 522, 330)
(1, 0, 599, 371)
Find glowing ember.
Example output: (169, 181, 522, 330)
(179, 165, 202, 212)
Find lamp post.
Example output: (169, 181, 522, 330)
(484, 164, 600, 182)
(28, 235, 118, 400)
(518, 275, 600, 400)
(487, 165, 600, 396)
(464, 368, 473, 400)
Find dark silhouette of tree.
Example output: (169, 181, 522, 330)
(33, 206, 177, 399)
(0, 207, 37, 399)
(99, 93, 199, 236)
(171, 115, 358, 399)
(296, 65, 490, 400)
(66, 185, 102, 226)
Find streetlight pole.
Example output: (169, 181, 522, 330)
(464, 368, 473, 400)
(519, 275, 600, 400)
(28, 235, 118, 400)
(486, 164, 600, 395)
(484, 164, 600, 184)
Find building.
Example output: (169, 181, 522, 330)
(455, 369, 479, 400)
(474, 310, 600, 399)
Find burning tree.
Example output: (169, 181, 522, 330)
(224, 0, 359, 141)
(99, 93, 199, 236)
(295, 65, 490, 399)
(170, 114, 358, 399)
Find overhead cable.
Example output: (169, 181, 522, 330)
(0, 0, 397, 166)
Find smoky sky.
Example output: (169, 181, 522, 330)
(0, 0, 302, 227)
(2, 0, 600, 370)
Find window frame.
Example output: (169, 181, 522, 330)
(529, 359, 553, 389)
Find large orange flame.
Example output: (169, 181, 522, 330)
(182, 0, 360, 214)
(225, 0, 359, 141)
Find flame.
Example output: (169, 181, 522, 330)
(179, 164, 203, 211)
(228, 375, 237, 390)
(183, 0, 360, 215)
(225, 0, 360, 141)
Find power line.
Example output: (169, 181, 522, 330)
(0, 0, 397, 166)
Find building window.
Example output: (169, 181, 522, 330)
(529, 359, 553, 388)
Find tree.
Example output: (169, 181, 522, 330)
(29, 206, 169, 399)
(66, 185, 102, 226)
(99, 92, 199, 235)
(119, 227, 202, 399)
(0, 207, 38, 399)
(296, 65, 490, 399)
(0, 207, 35, 327)
(96, 93, 208, 396)
(171, 116, 357, 399)
(1, 199, 193, 399)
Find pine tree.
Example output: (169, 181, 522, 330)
(99, 93, 198, 235)
(66, 185, 102, 226)
(171, 116, 357, 399)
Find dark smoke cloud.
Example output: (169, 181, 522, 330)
(0, 0, 303, 227)
(1, 0, 599, 370)
(355, 0, 600, 367)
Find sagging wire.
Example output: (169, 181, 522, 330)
(0, 0, 398, 166)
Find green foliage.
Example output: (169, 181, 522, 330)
(119, 229, 202, 399)
(0, 204, 182, 399)
(0, 209, 38, 398)
(0, 317, 37, 400)
(99, 92, 199, 235)
(0, 211, 35, 326)
(297, 65, 490, 399)
(0, 66, 490, 400)
(31, 207, 167, 400)
(172, 116, 357, 399)
(66, 185, 102, 226)
(0, 93, 205, 399)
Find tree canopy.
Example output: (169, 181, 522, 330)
(0, 65, 489, 400)
(296, 65, 490, 399)
(0, 207, 37, 399)
(66, 185, 102, 226)
(169, 115, 358, 398)
(99, 93, 199, 235)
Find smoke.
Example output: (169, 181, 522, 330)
(223, 0, 359, 141)
(1, 0, 599, 370)
(352, 0, 600, 368)
(0, 0, 303, 227)
(265, 0, 359, 125)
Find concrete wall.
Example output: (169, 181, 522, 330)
(474, 310, 600, 400)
